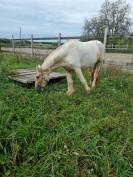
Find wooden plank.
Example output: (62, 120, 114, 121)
(15, 70, 36, 76)
(9, 69, 66, 84)
(11, 36, 81, 41)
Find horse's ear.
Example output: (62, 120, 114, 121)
(38, 64, 41, 70)
(36, 64, 42, 71)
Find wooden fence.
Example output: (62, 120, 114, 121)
(1, 30, 133, 56)
(0, 28, 108, 56)
(1, 33, 82, 57)
(0, 32, 133, 72)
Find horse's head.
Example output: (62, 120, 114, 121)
(35, 65, 49, 92)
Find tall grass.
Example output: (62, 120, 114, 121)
(0, 53, 41, 74)
(0, 54, 133, 177)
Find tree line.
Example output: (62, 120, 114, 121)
(82, 0, 133, 39)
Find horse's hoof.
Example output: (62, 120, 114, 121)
(86, 91, 91, 95)
(66, 90, 74, 96)
(86, 89, 91, 95)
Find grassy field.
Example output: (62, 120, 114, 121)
(0, 54, 133, 177)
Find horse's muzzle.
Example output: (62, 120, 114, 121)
(36, 85, 44, 92)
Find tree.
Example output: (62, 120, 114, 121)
(82, 0, 132, 38)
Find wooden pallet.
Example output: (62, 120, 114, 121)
(9, 69, 66, 84)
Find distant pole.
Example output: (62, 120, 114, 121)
(19, 26, 21, 47)
(31, 34, 33, 57)
(12, 35, 15, 54)
(58, 33, 61, 46)
(104, 27, 108, 52)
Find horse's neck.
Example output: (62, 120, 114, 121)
(42, 48, 61, 71)
(42, 57, 53, 70)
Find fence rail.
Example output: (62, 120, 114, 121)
(11, 36, 81, 41)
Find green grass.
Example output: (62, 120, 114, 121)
(0, 53, 41, 74)
(0, 54, 133, 177)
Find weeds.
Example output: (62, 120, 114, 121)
(0, 54, 133, 177)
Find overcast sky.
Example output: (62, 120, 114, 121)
(0, 0, 133, 38)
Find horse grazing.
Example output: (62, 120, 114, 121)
(35, 40, 105, 96)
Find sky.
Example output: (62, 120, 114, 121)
(0, 0, 133, 38)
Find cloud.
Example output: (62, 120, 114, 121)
(0, 0, 133, 38)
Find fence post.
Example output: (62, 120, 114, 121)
(58, 33, 61, 46)
(19, 26, 21, 48)
(12, 35, 15, 54)
(112, 44, 113, 48)
(31, 34, 33, 57)
(104, 27, 108, 52)
(126, 44, 128, 50)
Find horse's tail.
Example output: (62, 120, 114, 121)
(95, 41, 105, 72)
(99, 42, 105, 65)
(95, 41, 105, 64)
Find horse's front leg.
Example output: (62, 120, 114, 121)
(74, 68, 91, 94)
(66, 71, 74, 96)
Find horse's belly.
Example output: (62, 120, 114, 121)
(80, 56, 97, 68)
(78, 46, 98, 67)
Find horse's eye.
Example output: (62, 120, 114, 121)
(36, 75, 39, 79)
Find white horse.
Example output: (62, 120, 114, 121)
(35, 40, 105, 96)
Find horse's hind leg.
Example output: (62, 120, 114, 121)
(74, 68, 91, 94)
(88, 67, 93, 86)
(91, 68, 98, 88)
(91, 61, 101, 88)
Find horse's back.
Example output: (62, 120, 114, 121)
(64, 40, 104, 56)
(64, 40, 104, 67)
(79, 40, 104, 56)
